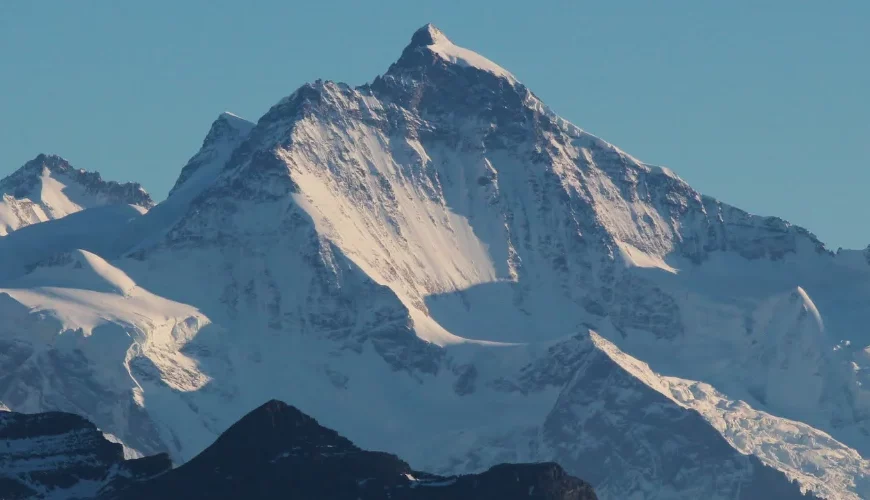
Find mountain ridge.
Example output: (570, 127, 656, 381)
(105, 399, 599, 500)
(0, 154, 153, 237)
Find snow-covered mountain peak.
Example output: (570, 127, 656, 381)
(153, 24, 837, 346)
(386, 24, 518, 84)
(0, 154, 154, 236)
(203, 112, 254, 149)
(7, 154, 76, 180)
(217, 111, 250, 127)
(1, 154, 152, 205)
(168, 112, 255, 198)
(408, 23, 449, 48)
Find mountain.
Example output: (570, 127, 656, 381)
(0, 407, 170, 499)
(0, 154, 153, 236)
(102, 399, 598, 500)
(0, 23, 867, 499)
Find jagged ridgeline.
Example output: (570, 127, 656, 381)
(0, 154, 152, 236)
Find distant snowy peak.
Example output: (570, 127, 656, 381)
(1, 154, 153, 207)
(375, 24, 525, 113)
(0, 154, 153, 236)
(168, 112, 255, 198)
(115, 112, 257, 255)
(392, 23, 518, 83)
(214, 111, 255, 135)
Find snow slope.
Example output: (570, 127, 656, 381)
(3, 24, 870, 499)
(0, 203, 147, 281)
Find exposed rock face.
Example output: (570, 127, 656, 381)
(0, 410, 170, 499)
(103, 400, 598, 500)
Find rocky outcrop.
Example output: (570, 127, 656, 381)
(0, 409, 170, 499)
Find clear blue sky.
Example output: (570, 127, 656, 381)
(1, 1, 868, 248)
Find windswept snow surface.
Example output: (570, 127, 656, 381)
(0, 203, 147, 281)
(4, 24, 870, 499)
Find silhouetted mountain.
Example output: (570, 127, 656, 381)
(105, 400, 597, 500)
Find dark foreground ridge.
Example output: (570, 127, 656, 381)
(0, 401, 597, 499)
(105, 399, 597, 500)
(0, 410, 170, 499)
